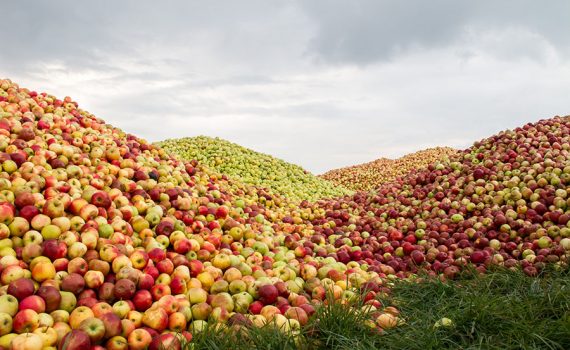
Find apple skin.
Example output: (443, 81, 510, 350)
(19, 295, 46, 313)
(142, 307, 168, 332)
(258, 284, 279, 305)
(13, 309, 40, 333)
(127, 328, 152, 350)
(36, 286, 61, 313)
(78, 317, 106, 343)
(133, 290, 153, 312)
(61, 273, 86, 295)
(114, 279, 136, 300)
(58, 329, 91, 350)
(7, 278, 35, 301)
(11, 333, 44, 350)
(92, 311, 117, 337)
(149, 333, 181, 350)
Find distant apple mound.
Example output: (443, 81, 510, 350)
(310, 116, 570, 279)
(320, 147, 458, 192)
(156, 136, 352, 202)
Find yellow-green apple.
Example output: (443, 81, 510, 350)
(0, 312, 12, 336)
(106, 335, 128, 350)
(32, 326, 57, 347)
(37, 313, 53, 328)
(77, 317, 105, 343)
(52, 321, 71, 344)
(50, 310, 69, 323)
(69, 306, 94, 329)
(40, 224, 61, 240)
(190, 302, 212, 321)
(0, 295, 19, 316)
(187, 287, 208, 304)
(58, 291, 77, 313)
(112, 301, 131, 319)
(126, 311, 143, 327)
(22, 230, 43, 247)
(10, 333, 43, 350)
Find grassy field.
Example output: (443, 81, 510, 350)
(183, 267, 570, 350)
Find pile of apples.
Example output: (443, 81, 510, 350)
(320, 147, 458, 192)
(0, 79, 390, 350)
(311, 117, 570, 279)
(156, 136, 352, 202)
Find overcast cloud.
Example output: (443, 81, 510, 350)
(1, 1, 569, 173)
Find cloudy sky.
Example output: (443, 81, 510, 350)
(1, 1, 569, 173)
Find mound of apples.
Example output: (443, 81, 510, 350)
(156, 136, 352, 202)
(320, 147, 458, 192)
(0, 79, 391, 350)
(311, 117, 570, 279)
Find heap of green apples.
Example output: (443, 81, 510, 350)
(156, 136, 352, 202)
(0, 79, 390, 350)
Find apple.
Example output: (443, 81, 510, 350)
(258, 284, 279, 305)
(127, 328, 152, 350)
(69, 306, 94, 329)
(149, 333, 181, 350)
(78, 317, 105, 343)
(13, 309, 40, 333)
(7, 278, 35, 301)
(100, 312, 122, 338)
(105, 335, 128, 350)
(190, 302, 212, 321)
(11, 333, 43, 350)
(32, 326, 58, 347)
(132, 290, 153, 311)
(19, 296, 46, 313)
(58, 329, 91, 350)
(0, 313, 12, 336)
(0, 295, 19, 316)
(36, 286, 61, 313)
(58, 291, 77, 313)
(31, 260, 56, 282)
(113, 279, 136, 300)
(61, 273, 85, 295)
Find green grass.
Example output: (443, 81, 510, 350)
(377, 266, 570, 350)
(181, 267, 570, 350)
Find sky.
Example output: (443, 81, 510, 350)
(1, 1, 569, 174)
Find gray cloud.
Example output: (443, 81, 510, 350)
(302, 0, 570, 64)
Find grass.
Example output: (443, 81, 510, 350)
(181, 266, 570, 350)
(377, 266, 570, 350)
